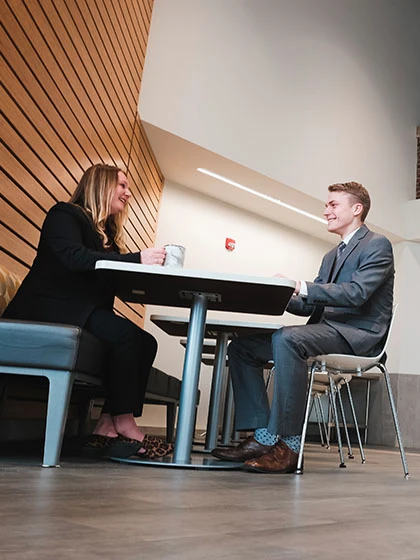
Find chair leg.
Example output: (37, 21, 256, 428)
(221, 378, 235, 445)
(328, 375, 346, 468)
(326, 394, 334, 443)
(345, 382, 366, 463)
(310, 397, 323, 445)
(265, 366, 275, 392)
(313, 396, 325, 446)
(336, 385, 354, 459)
(320, 394, 331, 449)
(314, 393, 330, 448)
(296, 362, 316, 474)
(43, 370, 75, 467)
(166, 402, 177, 443)
(364, 379, 372, 445)
(379, 364, 409, 479)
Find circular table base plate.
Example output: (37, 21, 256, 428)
(107, 454, 243, 470)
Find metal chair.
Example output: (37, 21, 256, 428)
(309, 381, 331, 449)
(311, 372, 366, 464)
(297, 306, 409, 478)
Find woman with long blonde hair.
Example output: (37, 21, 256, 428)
(4, 164, 173, 459)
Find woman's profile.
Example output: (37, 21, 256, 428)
(4, 164, 173, 459)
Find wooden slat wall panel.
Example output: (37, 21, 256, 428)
(2, 1, 131, 167)
(0, 224, 36, 268)
(114, 299, 145, 326)
(3, 60, 93, 172)
(3, 92, 77, 199)
(0, 198, 40, 250)
(1, 25, 104, 167)
(0, 0, 162, 327)
(1, 153, 54, 227)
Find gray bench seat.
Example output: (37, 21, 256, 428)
(0, 318, 183, 466)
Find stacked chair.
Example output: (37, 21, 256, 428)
(296, 306, 409, 478)
(307, 372, 365, 465)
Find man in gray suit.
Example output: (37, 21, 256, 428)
(212, 182, 394, 473)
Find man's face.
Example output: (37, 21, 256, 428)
(324, 191, 362, 238)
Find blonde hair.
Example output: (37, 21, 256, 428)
(328, 181, 371, 222)
(69, 164, 129, 252)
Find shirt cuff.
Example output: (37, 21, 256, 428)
(298, 280, 308, 296)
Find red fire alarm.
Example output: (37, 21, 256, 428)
(225, 238, 236, 251)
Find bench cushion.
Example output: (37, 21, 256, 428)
(146, 367, 169, 396)
(168, 375, 183, 402)
(0, 319, 106, 376)
(0, 318, 185, 404)
(146, 368, 182, 402)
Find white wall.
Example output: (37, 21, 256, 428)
(140, 182, 418, 430)
(141, 181, 331, 429)
(138, 0, 420, 428)
(141, 0, 420, 238)
(392, 242, 420, 373)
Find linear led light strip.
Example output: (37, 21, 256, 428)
(197, 167, 327, 225)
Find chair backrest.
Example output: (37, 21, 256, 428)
(376, 303, 398, 361)
(311, 304, 398, 375)
(0, 265, 22, 317)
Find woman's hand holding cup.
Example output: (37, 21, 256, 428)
(140, 247, 166, 266)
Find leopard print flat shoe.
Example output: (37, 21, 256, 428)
(142, 435, 174, 459)
(82, 434, 143, 459)
(109, 435, 174, 459)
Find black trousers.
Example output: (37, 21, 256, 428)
(85, 308, 158, 417)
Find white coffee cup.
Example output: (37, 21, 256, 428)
(164, 244, 186, 268)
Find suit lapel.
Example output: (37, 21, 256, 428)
(307, 225, 370, 325)
(330, 224, 369, 281)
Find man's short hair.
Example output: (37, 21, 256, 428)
(328, 181, 371, 222)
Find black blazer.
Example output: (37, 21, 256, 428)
(4, 202, 141, 327)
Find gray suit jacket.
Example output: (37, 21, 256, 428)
(287, 225, 394, 355)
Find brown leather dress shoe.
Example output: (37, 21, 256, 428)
(211, 435, 273, 462)
(242, 440, 299, 473)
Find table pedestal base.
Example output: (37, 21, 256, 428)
(107, 455, 243, 470)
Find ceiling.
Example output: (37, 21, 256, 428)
(143, 122, 407, 245)
(143, 122, 336, 245)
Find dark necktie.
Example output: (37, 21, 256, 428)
(337, 241, 346, 261)
(329, 241, 346, 279)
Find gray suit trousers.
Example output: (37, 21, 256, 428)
(227, 322, 353, 436)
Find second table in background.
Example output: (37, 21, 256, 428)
(151, 315, 282, 452)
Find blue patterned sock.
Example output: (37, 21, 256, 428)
(280, 435, 301, 453)
(254, 428, 279, 446)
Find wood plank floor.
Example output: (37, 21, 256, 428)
(1, 443, 419, 559)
